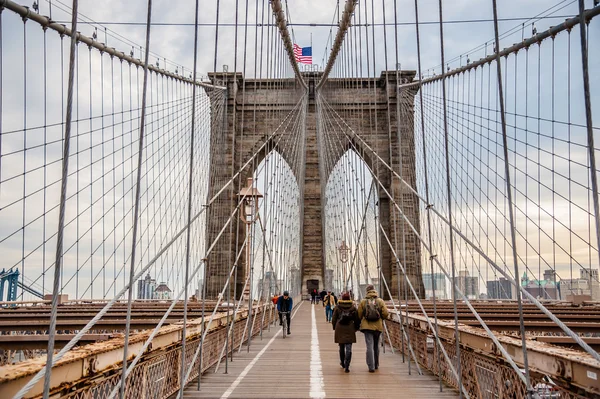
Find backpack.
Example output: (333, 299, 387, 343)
(339, 309, 353, 325)
(364, 298, 381, 322)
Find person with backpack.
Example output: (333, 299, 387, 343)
(324, 291, 337, 322)
(331, 292, 360, 373)
(357, 284, 390, 372)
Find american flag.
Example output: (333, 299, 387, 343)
(293, 44, 312, 64)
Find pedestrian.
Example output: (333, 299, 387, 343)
(324, 291, 337, 322)
(320, 289, 327, 306)
(357, 284, 389, 372)
(311, 289, 317, 304)
(332, 292, 360, 373)
(272, 293, 280, 321)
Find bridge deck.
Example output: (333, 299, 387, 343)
(185, 301, 458, 398)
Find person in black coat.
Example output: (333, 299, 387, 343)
(331, 292, 360, 373)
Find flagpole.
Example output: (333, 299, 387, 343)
(310, 33, 313, 66)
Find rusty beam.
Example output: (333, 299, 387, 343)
(0, 304, 269, 398)
(386, 311, 600, 396)
(0, 334, 112, 350)
(535, 336, 600, 351)
(0, 318, 210, 333)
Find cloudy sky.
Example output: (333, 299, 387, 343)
(33, 0, 595, 78)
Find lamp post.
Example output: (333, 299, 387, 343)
(338, 240, 349, 291)
(237, 177, 263, 302)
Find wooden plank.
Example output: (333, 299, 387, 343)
(184, 301, 459, 398)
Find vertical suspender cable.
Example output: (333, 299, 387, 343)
(490, 0, 532, 396)
(119, 0, 153, 397)
(230, 0, 240, 365)
(577, 0, 600, 279)
(411, 0, 442, 390)
(247, 0, 260, 353)
(435, 1, 463, 396)
(41, 1, 79, 398)
(179, 0, 201, 395)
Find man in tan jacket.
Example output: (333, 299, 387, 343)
(324, 291, 337, 322)
(357, 284, 389, 372)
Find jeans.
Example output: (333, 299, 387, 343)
(363, 330, 381, 371)
(278, 311, 291, 331)
(325, 306, 333, 321)
(339, 343, 353, 369)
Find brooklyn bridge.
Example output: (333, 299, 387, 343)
(0, 0, 599, 398)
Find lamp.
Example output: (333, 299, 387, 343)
(238, 177, 263, 224)
(338, 240, 349, 263)
(237, 178, 263, 301)
(338, 240, 350, 291)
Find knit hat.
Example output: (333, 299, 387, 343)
(342, 292, 351, 300)
(366, 284, 375, 292)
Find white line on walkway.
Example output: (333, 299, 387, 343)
(220, 301, 304, 399)
(310, 304, 326, 398)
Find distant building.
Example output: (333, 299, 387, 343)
(452, 270, 479, 299)
(487, 277, 512, 300)
(521, 270, 560, 300)
(154, 283, 172, 300)
(582, 268, 599, 281)
(137, 273, 156, 300)
(562, 268, 600, 301)
(422, 273, 447, 300)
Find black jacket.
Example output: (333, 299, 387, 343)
(331, 300, 360, 344)
(277, 296, 293, 312)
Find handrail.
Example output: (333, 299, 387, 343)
(399, 5, 600, 89)
(0, 0, 226, 90)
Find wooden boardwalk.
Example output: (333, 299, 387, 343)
(184, 301, 459, 398)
